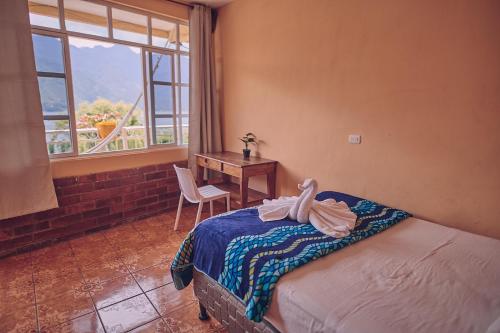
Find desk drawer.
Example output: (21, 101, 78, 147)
(207, 159, 222, 171)
(197, 156, 222, 171)
(222, 163, 241, 177)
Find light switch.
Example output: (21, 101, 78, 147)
(348, 134, 361, 144)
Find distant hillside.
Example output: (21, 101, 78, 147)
(33, 34, 143, 113)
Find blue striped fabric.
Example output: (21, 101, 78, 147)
(171, 191, 411, 322)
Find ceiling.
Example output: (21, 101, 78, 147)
(182, 0, 235, 8)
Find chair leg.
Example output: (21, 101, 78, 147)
(226, 194, 231, 212)
(174, 194, 184, 231)
(209, 200, 214, 217)
(195, 201, 204, 226)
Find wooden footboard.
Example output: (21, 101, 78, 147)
(192, 269, 279, 333)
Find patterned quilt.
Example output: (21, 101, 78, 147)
(171, 191, 411, 322)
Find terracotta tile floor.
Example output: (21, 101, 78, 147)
(0, 204, 228, 333)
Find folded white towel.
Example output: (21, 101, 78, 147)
(258, 179, 357, 237)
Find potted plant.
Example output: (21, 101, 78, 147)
(239, 132, 256, 159)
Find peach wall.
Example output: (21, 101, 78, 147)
(51, 147, 187, 178)
(108, 0, 189, 20)
(217, 0, 500, 238)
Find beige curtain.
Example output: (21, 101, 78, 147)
(0, 0, 58, 219)
(188, 4, 222, 175)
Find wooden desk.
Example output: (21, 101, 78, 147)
(195, 151, 277, 208)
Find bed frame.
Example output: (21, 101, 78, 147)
(193, 269, 279, 333)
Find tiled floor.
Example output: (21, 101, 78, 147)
(0, 204, 228, 333)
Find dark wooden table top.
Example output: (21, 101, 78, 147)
(195, 151, 277, 168)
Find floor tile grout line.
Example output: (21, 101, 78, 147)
(29, 250, 41, 333)
(89, 292, 108, 333)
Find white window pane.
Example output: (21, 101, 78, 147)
(180, 86, 189, 115)
(179, 24, 189, 51)
(180, 55, 189, 84)
(38, 77, 69, 116)
(154, 117, 174, 144)
(151, 53, 172, 82)
(112, 8, 147, 44)
(29, 0, 60, 29)
(180, 116, 189, 144)
(69, 37, 145, 154)
(153, 85, 173, 115)
(44, 120, 72, 154)
(65, 0, 108, 37)
(32, 34, 64, 73)
(152, 18, 176, 49)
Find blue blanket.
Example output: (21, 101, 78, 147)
(171, 191, 411, 322)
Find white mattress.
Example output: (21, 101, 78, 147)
(264, 217, 500, 333)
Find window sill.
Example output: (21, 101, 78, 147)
(49, 145, 187, 162)
(50, 145, 188, 178)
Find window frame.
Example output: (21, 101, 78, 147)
(29, 0, 190, 159)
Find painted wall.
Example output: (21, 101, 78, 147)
(216, 0, 500, 238)
(109, 0, 189, 20)
(51, 147, 187, 178)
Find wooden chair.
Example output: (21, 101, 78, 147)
(173, 165, 231, 230)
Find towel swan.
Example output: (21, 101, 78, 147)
(258, 179, 357, 237)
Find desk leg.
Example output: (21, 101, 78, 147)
(240, 176, 249, 208)
(196, 165, 204, 186)
(267, 171, 276, 199)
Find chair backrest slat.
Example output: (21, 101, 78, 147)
(173, 165, 201, 203)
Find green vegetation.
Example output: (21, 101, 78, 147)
(46, 99, 187, 154)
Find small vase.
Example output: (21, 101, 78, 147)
(243, 149, 251, 159)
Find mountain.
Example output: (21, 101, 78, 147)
(33, 34, 144, 113)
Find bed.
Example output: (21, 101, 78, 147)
(171, 191, 500, 333)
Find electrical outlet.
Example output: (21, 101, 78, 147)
(348, 134, 361, 144)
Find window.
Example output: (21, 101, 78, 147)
(32, 33, 74, 155)
(28, 0, 190, 157)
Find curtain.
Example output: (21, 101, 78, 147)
(0, 1, 58, 219)
(188, 4, 222, 176)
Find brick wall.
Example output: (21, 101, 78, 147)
(0, 161, 187, 258)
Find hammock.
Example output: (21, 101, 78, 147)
(86, 40, 174, 153)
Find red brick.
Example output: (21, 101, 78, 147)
(147, 187, 167, 196)
(58, 195, 81, 206)
(96, 196, 122, 208)
(95, 179, 122, 190)
(0, 235, 33, 252)
(81, 186, 132, 201)
(157, 163, 172, 171)
(14, 224, 34, 235)
(137, 165, 157, 174)
(135, 182, 157, 191)
(121, 175, 144, 185)
(145, 171, 167, 181)
(0, 160, 187, 259)
(51, 213, 83, 228)
(77, 174, 97, 183)
(106, 169, 135, 179)
(156, 177, 177, 187)
(146, 202, 168, 213)
(159, 191, 179, 201)
(65, 201, 96, 215)
(61, 183, 94, 195)
(123, 191, 145, 202)
(167, 183, 180, 193)
(124, 207, 146, 218)
(34, 207, 66, 221)
(137, 196, 158, 206)
(35, 221, 50, 232)
(97, 212, 123, 224)
(53, 177, 77, 187)
(82, 207, 110, 219)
